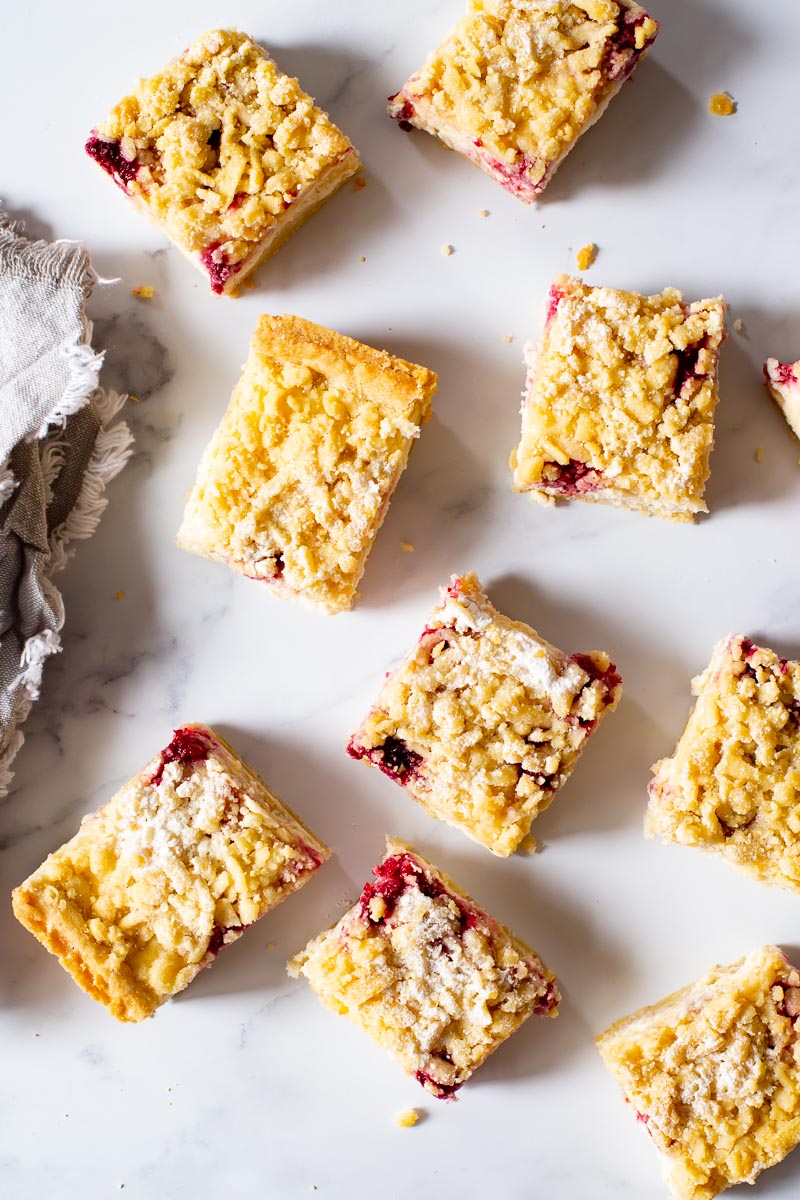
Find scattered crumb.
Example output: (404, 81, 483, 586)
(501, 335, 514, 344)
(479, 209, 490, 217)
(395, 1108, 420, 1128)
(733, 318, 744, 333)
(129, 394, 139, 403)
(354, 176, 367, 191)
(131, 285, 154, 299)
(359, 256, 366, 263)
(539, 223, 545, 230)
(115, 591, 124, 600)
(709, 92, 736, 116)
(400, 541, 414, 552)
(755, 447, 764, 463)
(518, 833, 538, 855)
(265, 941, 276, 950)
(229, 286, 240, 299)
(441, 244, 454, 256)
(576, 243, 597, 271)
(32, 1033, 40, 1038)
(242, 277, 256, 290)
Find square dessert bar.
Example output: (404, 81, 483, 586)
(388, 0, 659, 202)
(289, 840, 559, 1098)
(347, 572, 621, 855)
(12, 724, 329, 1021)
(176, 315, 437, 614)
(647, 635, 800, 894)
(86, 29, 360, 294)
(597, 946, 800, 1200)
(511, 276, 727, 522)
(764, 357, 800, 441)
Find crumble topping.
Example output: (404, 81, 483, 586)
(511, 275, 727, 521)
(764, 357, 800, 442)
(289, 841, 559, 1097)
(576, 242, 597, 270)
(177, 315, 437, 614)
(347, 572, 621, 855)
(597, 946, 800, 1200)
(389, 0, 658, 200)
(395, 1108, 420, 1128)
(87, 29, 359, 291)
(11, 724, 329, 1021)
(709, 92, 736, 116)
(131, 285, 155, 299)
(647, 635, 800, 894)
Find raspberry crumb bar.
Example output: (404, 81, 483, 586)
(597, 946, 800, 1200)
(12, 725, 329, 1021)
(86, 30, 360, 294)
(177, 315, 436, 614)
(347, 573, 621, 855)
(647, 635, 800, 894)
(289, 840, 559, 1098)
(511, 276, 727, 522)
(764, 357, 800, 441)
(388, 0, 659, 203)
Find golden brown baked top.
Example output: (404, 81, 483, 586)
(394, 0, 658, 191)
(289, 840, 559, 1097)
(597, 946, 800, 1200)
(87, 29, 358, 288)
(647, 635, 800, 893)
(512, 275, 726, 520)
(177, 315, 437, 614)
(348, 573, 621, 854)
(12, 724, 329, 1021)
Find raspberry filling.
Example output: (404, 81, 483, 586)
(472, 139, 542, 201)
(85, 135, 141, 190)
(414, 1069, 461, 1100)
(775, 979, 800, 1021)
(545, 283, 565, 323)
(541, 458, 603, 496)
(672, 336, 711, 399)
(571, 653, 623, 697)
(347, 734, 423, 785)
(150, 726, 213, 786)
(605, 12, 657, 82)
(358, 852, 478, 935)
(207, 923, 243, 957)
(200, 243, 240, 295)
(390, 95, 416, 131)
(767, 361, 798, 387)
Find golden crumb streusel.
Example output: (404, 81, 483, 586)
(12, 725, 329, 1021)
(646, 635, 800, 894)
(511, 275, 727, 521)
(289, 840, 559, 1097)
(389, 0, 658, 201)
(347, 573, 621, 855)
(87, 30, 360, 293)
(709, 92, 736, 116)
(597, 946, 800, 1200)
(177, 315, 437, 614)
(576, 242, 597, 270)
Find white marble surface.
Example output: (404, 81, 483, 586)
(3, 1, 800, 1196)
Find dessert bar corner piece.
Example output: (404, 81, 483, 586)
(11, 724, 329, 1021)
(347, 572, 621, 855)
(388, 0, 659, 203)
(289, 839, 559, 1098)
(597, 946, 800, 1200)
(176, 314, 437, 614)
(86, 29, 360, 295)
(764, 357, 800, 441)
(646, 634, 800, 894)
(511, 276, 727, 522)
